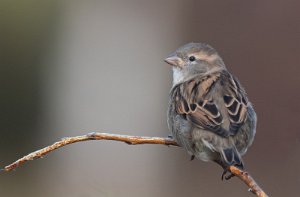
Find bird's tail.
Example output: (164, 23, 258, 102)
(220, 147, 244, 169)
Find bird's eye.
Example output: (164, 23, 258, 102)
(189, 56, 196, 62)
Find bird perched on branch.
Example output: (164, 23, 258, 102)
(165, 43, 257, 180)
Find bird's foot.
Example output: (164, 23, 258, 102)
(190, 155, 195, 161)
(221, 167, 235, 181)
(167, 134, 173, 139)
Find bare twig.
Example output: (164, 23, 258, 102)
(3, 132, 268, 197)
(229, 166, 268, 197)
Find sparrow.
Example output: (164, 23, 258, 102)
(165, 43, 257, 179)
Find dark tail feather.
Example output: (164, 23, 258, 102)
(220, 148, 244, 169)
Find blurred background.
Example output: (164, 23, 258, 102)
(0, 0, 299, 196)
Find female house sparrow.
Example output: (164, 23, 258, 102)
(165, 43, 257, 179)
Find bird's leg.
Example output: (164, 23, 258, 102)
(214, 160, 236, 181)
(190, 155, 195, 161)
(221, 168, 235, 180)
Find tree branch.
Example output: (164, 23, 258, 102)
(2, 132, 268, 197)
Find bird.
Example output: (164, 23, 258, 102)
(165, 43, 257, 180)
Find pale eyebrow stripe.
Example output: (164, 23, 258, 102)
(190, 52, 218, 63)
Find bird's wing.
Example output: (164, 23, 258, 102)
(173, 73, 230, 137)
(222, 73, 249, 135)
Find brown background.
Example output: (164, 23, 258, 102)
(0, 0, 299, 196)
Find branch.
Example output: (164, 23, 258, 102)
(229, 166, 268, 197)
(2, 132, 268, 197)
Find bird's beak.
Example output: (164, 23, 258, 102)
(164, 52, 184, 68)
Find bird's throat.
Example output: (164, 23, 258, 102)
(172, 67, 185, 86)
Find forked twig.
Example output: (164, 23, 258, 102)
(3, 132, 268, 197)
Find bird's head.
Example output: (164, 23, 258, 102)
(165, 42, 225, 85)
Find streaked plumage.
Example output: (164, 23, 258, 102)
(165, 43, 256, 178)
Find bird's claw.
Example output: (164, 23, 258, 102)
(221, 168, 235, 180)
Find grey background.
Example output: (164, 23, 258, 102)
(0, 0, 299, 196)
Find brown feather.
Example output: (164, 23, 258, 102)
(174, 73, 230, 137)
